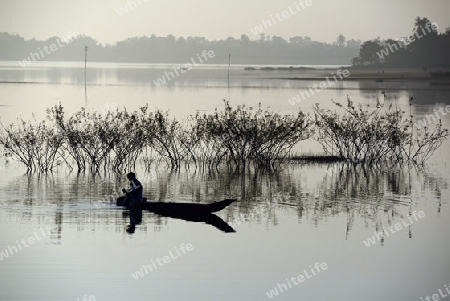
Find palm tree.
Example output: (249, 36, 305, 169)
(335, 34, 346, 47)
(413, 17, 437, 35)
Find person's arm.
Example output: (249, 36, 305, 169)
(122, 180, 141, 194)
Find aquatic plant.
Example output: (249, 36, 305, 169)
(109, 107, 147, 171)
(190, 100, 313, 168)
(0, 116, 64, 172)
(48, 105, 119, 172)
(313, 98, 448, 165)
(0, 98, 446, 173)
(143, 109, 189, 169)
(408, 118, 448, 164)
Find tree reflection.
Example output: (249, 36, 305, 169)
(0, 163, 446, 242)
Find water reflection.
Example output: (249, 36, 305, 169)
(0, 162, 445, 243)
(149, 211, 235, 233)
(4, 63, 448, 96)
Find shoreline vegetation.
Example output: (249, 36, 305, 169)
(1, 65, 449, 84)
(247, 66, 450, 82)
(0, 99, 447, 173)
(1, 16, 447, 78)
(0, 32, 360, 66)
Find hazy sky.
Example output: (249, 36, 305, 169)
(0, 0, 449, 44)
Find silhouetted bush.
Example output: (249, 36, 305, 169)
(190, 101, 313, 168)
(313, 99, 448, 165)
(0, 99, 446, 173)
(0, 116, 64, 172)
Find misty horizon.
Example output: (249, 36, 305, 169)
(1, 1, 450, 301)
(1, 0, 449, 45)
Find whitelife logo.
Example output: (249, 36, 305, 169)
(414, 105, 450, 130)
(288, 69, 350, 105)
(363, 211, 425, 247)
(116, 0, 150, 16)
(131, 243, 193, 279)
(265, 262, 328, 299)
(376, 22, 438, 61)
(250, 0, 313, 35)
(420, 283, 450, 301)
(18, 31, 80, 67)
(152, 50, 215, 86)
(0, 224, 57, 262)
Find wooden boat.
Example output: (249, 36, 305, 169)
(117, 197, 236, 214)
(117, 197, 237, 233)
(139, 199, 236, 214)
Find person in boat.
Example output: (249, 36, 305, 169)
(122, 172, 143, 233)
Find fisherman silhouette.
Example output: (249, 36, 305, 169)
(121, 172, 143, 233)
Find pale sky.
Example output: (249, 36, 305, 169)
(0, 0, 449, 44)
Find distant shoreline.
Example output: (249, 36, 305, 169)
(266, 67, 450, 82)
(1, 60, 449, 82)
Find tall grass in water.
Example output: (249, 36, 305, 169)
(189, 101, 313, 168)
(313, 98, 448, 165)
(0, 99, 447, 173)
(0, 116, 64, 172)
(0, 101, 313, 172)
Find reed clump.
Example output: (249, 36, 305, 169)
(0, 116, 64, 172)
(313, 98, 448, 165)
(187, 101, 313, 168)
(0, 101, 313, 172)
(0, 98, 447, 173)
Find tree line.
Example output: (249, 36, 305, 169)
(0, 32, 360, 65)
(352, 17, 450, 68)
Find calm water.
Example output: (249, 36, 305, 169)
(0, 62, 450, 301)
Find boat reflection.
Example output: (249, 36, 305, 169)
(148, 211, 235, 233)
(118, 197, 237, 233)
(0, 162, 446, 242)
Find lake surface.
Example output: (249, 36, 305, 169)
(0, 62, 449, 301)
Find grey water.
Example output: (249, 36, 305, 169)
(0, 62, 449, 301)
